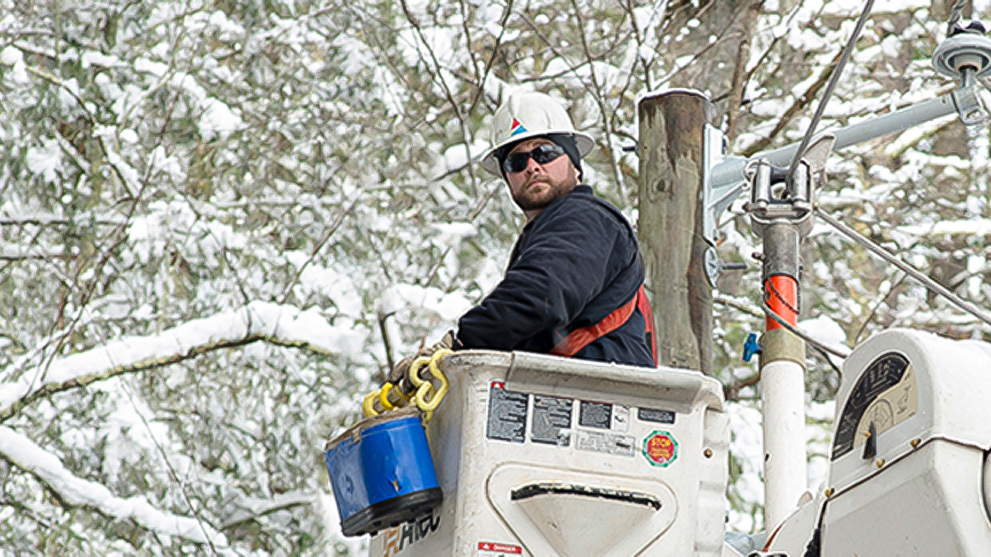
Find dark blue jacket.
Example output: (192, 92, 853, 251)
(456, 185, 654, 367)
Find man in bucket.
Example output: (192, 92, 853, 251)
(395, 91, 655, 379)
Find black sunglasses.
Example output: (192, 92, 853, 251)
(502, 144, 566, 174)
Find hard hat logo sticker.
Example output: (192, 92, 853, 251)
(510, 118, 528, 136)
(643, 431, 678, 467)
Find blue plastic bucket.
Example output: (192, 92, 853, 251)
(324, 408, 442, 537)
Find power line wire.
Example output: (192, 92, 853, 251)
(759, 297, 852, 359)
(787, 0, 876, 184)
(947, 0, 969, 36)
(815, 206, 991, 328)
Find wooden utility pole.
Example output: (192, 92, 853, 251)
(638, 91, 714, 375)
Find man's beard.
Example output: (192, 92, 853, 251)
(512, 174, 578, 212)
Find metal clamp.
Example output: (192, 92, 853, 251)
(703, 30, 991, 250)
(743, 160, 811, 229)
(743, 135, 834, 238)
(934, 29, 991, 125)
(951, 83, 988, 126)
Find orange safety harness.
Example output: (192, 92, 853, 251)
(550, 285, 657, 366)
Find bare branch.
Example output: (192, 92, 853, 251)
(280, 197, 362, 305)
(725, 2, 765, 147)
(740, 50, 842, 157)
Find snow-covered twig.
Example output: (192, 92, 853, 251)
(0, 426, 228, 547)
(280, 197, 362, 304)
(0, 301, 359, 423)
(0, 246, 70, 260)
(219, 492, 313, 530)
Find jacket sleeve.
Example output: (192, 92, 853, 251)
(456, 198, 636, 350)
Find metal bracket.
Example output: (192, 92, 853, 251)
(701, 32, 991, 248)
(703, 247, 720, 287)
(951, 84, 988, 126)
(701, 124, 730, 246)
(930, 28, 991, 124)
(745, 135, 836, 238)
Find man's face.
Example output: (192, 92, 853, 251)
(504, 137, 579, 218)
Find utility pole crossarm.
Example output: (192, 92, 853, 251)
(704, 87, 983, 246)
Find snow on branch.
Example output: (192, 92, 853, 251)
(898, 219, 991, 238)
(220, 491, 314, 530)
(0, 301, 362, 422)
(0, 426, 227, 546)
(0, 246, 70, 260)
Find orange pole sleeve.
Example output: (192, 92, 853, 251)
(765, 275, 799, 330)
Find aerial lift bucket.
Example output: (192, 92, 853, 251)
(367, 350, 730, 556)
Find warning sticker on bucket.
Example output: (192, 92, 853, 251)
(477, 541, 524, 555)
(530, 394, 573, 446)
(576, 429, 636, 457)
(486, 381, 528, 444)
(638, 407, 676, 425)
(643, 430, 679, 467)
(579, 401, 630, 432)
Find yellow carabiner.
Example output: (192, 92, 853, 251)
(362, 390, 382, 418)
(417, 349, 451, 412)
(408, 356, 436, 409)
(415, 381, 436, 409)
(386, 383, 410, 407)
(379, 384, 396, 411)
(408, 356, 432, 388)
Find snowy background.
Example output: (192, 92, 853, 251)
(1, 0, 990, 554)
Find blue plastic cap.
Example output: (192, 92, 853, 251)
(742, 333, 762, 362)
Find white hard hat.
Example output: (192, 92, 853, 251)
(479, 92, 595, 176)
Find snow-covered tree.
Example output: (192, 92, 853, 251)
(0, 0, 988, 552)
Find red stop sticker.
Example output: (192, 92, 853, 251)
(643, 431, 678, 467)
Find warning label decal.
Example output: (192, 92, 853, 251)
(638, 407, 676, 425)
(530, 394, 573, 446)
(642, 431, 678, 467)
(486, 381, 528, 444)
(477, 541, 524, 555)
(579, 401, 630, 432)
(576, 429, 635, 457)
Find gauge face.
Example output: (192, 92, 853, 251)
(853, 400, 894, 447)
(832, 352, 917, 460)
